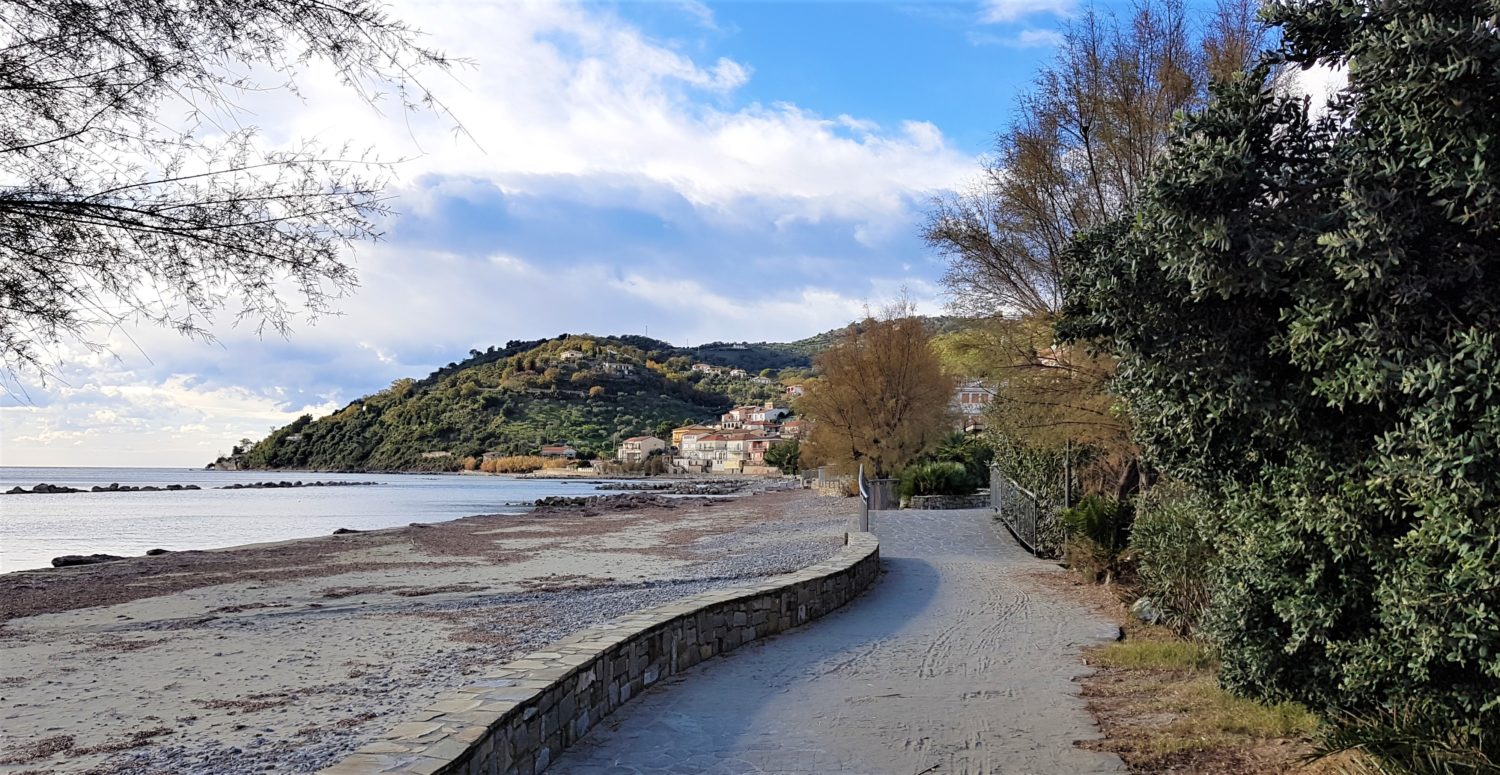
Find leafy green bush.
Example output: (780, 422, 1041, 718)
(932, 432, 994, 491)
(899, 461, 974, 499)
(1130, 483, 1216, 635)
(1059, 0, 1500, 737)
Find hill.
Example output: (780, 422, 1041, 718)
(217, 317, 971, 472)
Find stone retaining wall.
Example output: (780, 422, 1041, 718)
(318, 532, 881, 775)
(908, 493, 991, 510)
(811, 478, 852, 497)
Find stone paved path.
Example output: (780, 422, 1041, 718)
(550, 508, 1126, 775)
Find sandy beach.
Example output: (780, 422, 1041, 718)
(0, 487, 854, 774)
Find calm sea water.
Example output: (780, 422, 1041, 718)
(0, 467, 629, 572)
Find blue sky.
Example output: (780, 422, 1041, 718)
(0, 0, 1127, 466)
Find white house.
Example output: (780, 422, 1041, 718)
(675, 431, 721, 471)
(751, 407, 789, 423)
(953, 380, 997, 417)
(617, 435, 667, 463)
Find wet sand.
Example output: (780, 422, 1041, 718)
(0, 488, 853, 774)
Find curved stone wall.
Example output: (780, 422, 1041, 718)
(318, 531, 881, 775)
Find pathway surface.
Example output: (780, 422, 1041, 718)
(552, 507, 1126, 775)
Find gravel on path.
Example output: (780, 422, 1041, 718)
(552, 507, 1127, 775)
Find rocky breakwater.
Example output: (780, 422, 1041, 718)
(6, 482, 87, 494)
(91, 482, 201, 492)
(218, 480, 380, 490)
(5, 480, 381, 495)
(596, 479, 750, 495)
(531, 493, 714, 512)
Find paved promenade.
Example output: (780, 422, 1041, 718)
(551, 507, 1126, 775)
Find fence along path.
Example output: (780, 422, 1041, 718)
(550, 506, 1124, 775)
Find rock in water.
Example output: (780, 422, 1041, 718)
(51, 554, 127, 567)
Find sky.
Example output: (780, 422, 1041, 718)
(0, 0, 1321, 468)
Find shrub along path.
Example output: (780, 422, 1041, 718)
(551, 507, 1125, 774)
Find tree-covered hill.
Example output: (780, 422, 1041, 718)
(217, 319, 973, 472)
(219, 334, 785, 471)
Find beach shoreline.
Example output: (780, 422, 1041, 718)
(0, 487, 853, 775)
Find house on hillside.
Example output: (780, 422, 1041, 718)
(750, 376, 773, 385)
(716, 430, 778, 473)
(540, 444, 577, 458)
(617, 435, 667, 463)
(691, 363, 721, 375)
(953, 380, 996, 417)
(719, 405, 760, 429)
(558, 349, 585, 361)
(785, 384, 805, 398)
(751, 406, 789, 423)
(728, 368, 748, 379)
(952, 380, 997, 432)
(671, 424, 716, 448)
(745, 435, 779, 466)
(675, 431, 720, 472)
(599, 362, 634, 376)
(781, 418, 808, 438)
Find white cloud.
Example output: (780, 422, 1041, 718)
(4, 0, 974, 468)
(978, 0, 1074, 24)
(3, 374, 340, 466)
(2, 245, 942, 466)
(247, 0, 971, 228)
(967, 27, 1063, 48)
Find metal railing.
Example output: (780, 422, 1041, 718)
(991, 467, 1050, 556)
(855, 465, 899, 532)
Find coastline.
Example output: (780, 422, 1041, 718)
(0, 487, 852, 774)
(0, 469, 656, 574)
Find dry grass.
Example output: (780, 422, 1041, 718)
(1081, 633, 1327, 774)
(1031, 570, 1341, 774)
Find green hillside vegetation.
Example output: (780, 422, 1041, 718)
(224, 335, 780, 471)
(219, 318, 974, 472)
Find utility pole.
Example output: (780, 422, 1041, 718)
(1063, 439, 1073, 508)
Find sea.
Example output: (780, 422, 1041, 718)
(0, 466, 631, 573)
